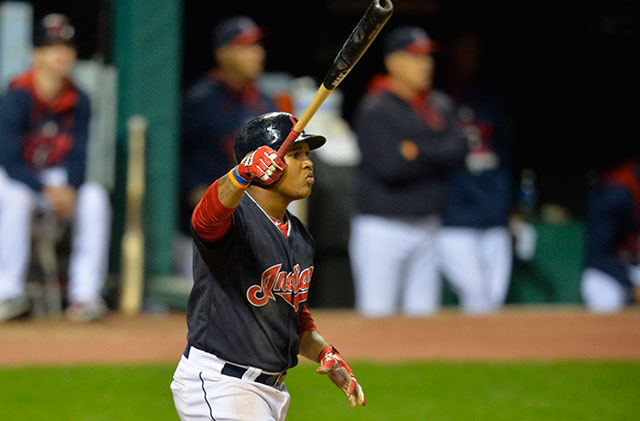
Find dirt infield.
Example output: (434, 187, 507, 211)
(1, 306, 639, 366)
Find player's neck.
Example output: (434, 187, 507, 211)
(218, 67, 252, 91)
(388, 76, 421, 102)
(33, 68, 66, 102)
(247, 187, 289, 221)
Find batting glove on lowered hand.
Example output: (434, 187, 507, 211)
(236, 145, 286, 185)
(317, 345, 366, 408)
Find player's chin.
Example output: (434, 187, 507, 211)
(294, 184, 313, 199)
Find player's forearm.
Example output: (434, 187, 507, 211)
(299, 330, 330, 362)
(191, 175, 242, 242)
(217, 172, 246, 209)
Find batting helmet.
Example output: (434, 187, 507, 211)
(233, 112, 326, 163)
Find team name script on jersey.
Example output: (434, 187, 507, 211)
(246, 264, 313, 311)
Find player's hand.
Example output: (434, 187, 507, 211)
(316, 345, 366, 408)
(43, 185, 77, 220)
(236, 145, 286, 185)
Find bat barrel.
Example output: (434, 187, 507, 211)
(322, 0, 394, 91)
(277, 0, 393, 158)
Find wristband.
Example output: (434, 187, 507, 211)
(228, 167, 250, 189)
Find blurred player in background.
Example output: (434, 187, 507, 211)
(436, 29, 515, 314)
(171, 112, 365, 420)
(0, 14, 111, 322)
(349, 26, 467, 317)
(581, 159, 640, 313)
(177, 16, 277, 277)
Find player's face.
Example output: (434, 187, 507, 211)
(387, 51, 434, 92)
(32, 44, 77, 79)
(222, 42, 266, 81)
(274, 143, 314, 200)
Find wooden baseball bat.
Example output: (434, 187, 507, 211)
(277, 0, 393, 159)
(119, 115, 147, 316)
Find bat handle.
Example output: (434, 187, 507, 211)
(276, 129, 302, 160)
(276, 85, 333, 159)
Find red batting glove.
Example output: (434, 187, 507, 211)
(236, 145, 286, 186)
(316, 345, 366, 408)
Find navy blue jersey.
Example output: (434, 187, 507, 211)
(0, 69, 90, 191)
(186, 194, 315, 372)
(442, 85, 513, 228)
(179, 72, 276, 232)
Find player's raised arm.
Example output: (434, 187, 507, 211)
(192, 145, 285, 242)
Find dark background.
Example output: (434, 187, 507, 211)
(26, 0, 640, 217)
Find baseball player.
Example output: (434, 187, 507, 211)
(0, 14, 111, 322)
(349, 26, 468, 317)
(171, 112, 365, 420)
(436, 29, 514, 314)
(581, 159, 640, 312)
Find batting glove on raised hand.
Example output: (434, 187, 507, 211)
(237, 145, 286, 185)
(317, 345, 366, 408)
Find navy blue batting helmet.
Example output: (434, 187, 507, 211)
(233, 112, 326, 163)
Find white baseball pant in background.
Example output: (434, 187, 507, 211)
(437, 226, 512, 314)
(171, 347, 290, 421)
(0, 168, 111, 304)
(350, 214, 441, 317)
(581, 267, 640, 313)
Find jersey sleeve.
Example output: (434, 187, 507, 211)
(0, 89, 43, 191)
(65, 92, 90, 189)
(297, 304, 318, 335)
(191, 179, 235, 243)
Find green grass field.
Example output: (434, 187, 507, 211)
(1, 361, 639, 420)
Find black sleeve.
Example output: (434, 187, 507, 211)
(65, 92, 91, 188)
(416, 109, 468, 170)
(354, 98, 439, 184)
(0, 89, 43, 191)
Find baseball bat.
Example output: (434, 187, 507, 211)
(119, 115, 147, 316)
(277, 0, 393, 159)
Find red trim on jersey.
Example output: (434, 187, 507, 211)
(269, 216, 289, 237)
(11, 68, 78, 112)
(602, 160, 640, 211)
(297, 304, 318, 335)
(192, 180, 234, 242)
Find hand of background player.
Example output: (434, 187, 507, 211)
(236, 145, 286, 185)
(316, 345, 366, 408)
(43, 185, 77, 220)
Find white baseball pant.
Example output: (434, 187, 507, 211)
(171, 346, 290, 421)
(437, 226, 512, 314)
(0, 168, 111, 303)
(581, 267, 640, 313)
(349, 214, 441, 317)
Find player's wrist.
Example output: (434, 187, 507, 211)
(317, 344, 338, 362)
(228, 166, 251, 189)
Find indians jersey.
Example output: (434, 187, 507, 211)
(0, 69, 90, 191)
(186, 194, 315, 373)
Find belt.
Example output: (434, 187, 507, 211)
(183, 344, 286, 388)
